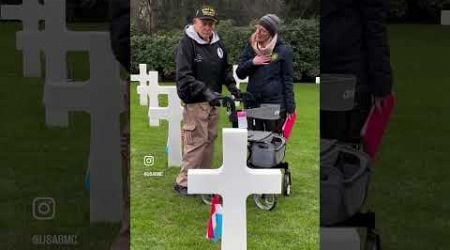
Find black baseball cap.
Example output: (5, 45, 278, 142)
(195, 6, 217, 22)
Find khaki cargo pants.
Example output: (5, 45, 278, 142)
(176, 102, 220, 187)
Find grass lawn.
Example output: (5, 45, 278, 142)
(0, 22, 119, 249)
(130, 83, 319, 249)
(366, 24, 450, 250)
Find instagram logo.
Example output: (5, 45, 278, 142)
(32, 197, 56, 220)
(144, 155, 154, 167)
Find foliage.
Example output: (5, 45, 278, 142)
(130, 0, 316, 33)
(389, 0, 450, 22)
(131, 18, 319, 82)
(131, 30, 182, 79)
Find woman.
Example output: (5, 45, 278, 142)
(236, 14, 296, 133)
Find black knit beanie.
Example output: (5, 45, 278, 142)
(258, 14, 281, 36)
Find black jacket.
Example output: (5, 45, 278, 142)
(321, 0, 393, 97)
(236, 38, 296, 113)
(175, 26, 237, 104)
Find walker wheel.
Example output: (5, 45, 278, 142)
(365, 230, 381, 250)
(283, 170, 292, 196)
(201, 194, 213, 205)
(253, 194, 277, 211)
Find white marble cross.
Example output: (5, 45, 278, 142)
(130, 64, 160, 125)
(44, 33, 125, 223)
(3, 0, 93, 126)
(40, 2, 125, 221)
(148, 88, 183, 167)
(188, 128, 282, 250)
(1, 0, 44, 77)
(131, 64, 183, 167)
(40, 0, 93, 127)
(2, 0, 125, 222)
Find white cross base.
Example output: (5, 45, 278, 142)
(188, 128, 282, 250)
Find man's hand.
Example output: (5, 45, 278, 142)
(229, 86, 241, 98)
(204, 88, 221, 106)
(252, 55, 271, 65)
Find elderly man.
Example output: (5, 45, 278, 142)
(174, 6, 240, 195)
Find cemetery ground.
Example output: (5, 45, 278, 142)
(130, 83, 319, 249)
(366, 24, 450, 250)
(3, 19, 450, 249)
(0, 22, 119, 249)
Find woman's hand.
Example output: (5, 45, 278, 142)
(252, 55, 272, 65)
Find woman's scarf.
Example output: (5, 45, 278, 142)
(251, 32, 278, 56)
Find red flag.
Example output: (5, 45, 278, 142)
(361, 95, 395, 159)
(206, 195, 222, 241)
(282, 112, 297, 140)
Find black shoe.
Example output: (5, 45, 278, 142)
(174, 184, 189, 196)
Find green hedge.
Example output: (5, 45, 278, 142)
(131, 18, 319, 82)
(389, 0, 450, 21)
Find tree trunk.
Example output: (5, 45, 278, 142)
(147, 0, 157, 33)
